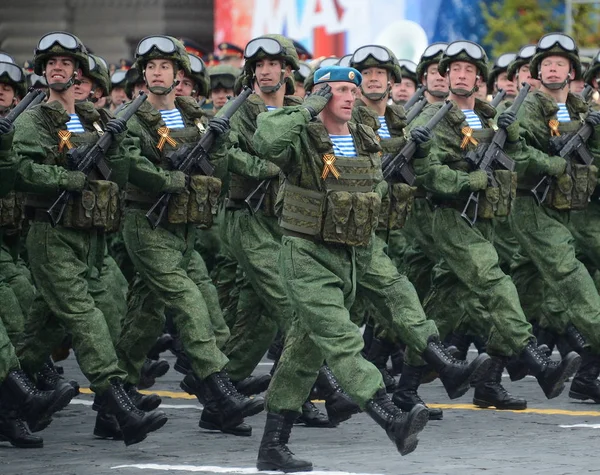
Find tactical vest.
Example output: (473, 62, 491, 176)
(278, 121, 382, 247)
(25, 101, 122, 232)
(227, 94, 303, 216)
(545, 119, 597, 210)
(125, 96, 221, 228)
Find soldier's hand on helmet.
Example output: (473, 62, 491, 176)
(468, 170, 489, 191)
(545, 156, 568, 177)
(304, 84, 332, 119)
(208, 117, 230, 136)
(410, 126, 432, 145)
(585, 111, 600, 127)
(0, 118, 14, 136)
(497, 110, 520, 142)
(61, 171, 87, 192)
(105, 118, 127, 136)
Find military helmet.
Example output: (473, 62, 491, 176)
(398, 59, 418, 85)
(0, 61, 28, 98)
(124, 67, 144, 99)
(584, 50, 600, 85)
(134, 36, 192, 76)
(529, 33, 581, 80)
(208, 64, 239, 91)
(506, 44, 536, 81)
(0, 52, 16, 64)
(84, 54, 110, 97)
(349, 45, 402, 83)
(302, 57, 338, 92)
(28, 73, 47, 89)
(243, 34, 300, 75)
(33, 31, 88, 76)
(416, 42, 448, 82)
(438, 40, 489, 81)
(487, 52, 517, 90)
(292, 61, 312, 84)
(110, 69, 128, 90)
(187, 53, 210, 97)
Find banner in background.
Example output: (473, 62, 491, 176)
(214, 0, 486, 62)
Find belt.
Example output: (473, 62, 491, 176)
(27, 208, 52, 223)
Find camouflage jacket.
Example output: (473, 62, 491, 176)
(352, 99, 407, 155)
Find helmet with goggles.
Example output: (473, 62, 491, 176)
(398, 59, 418, 85)
(416, 42, 448, 82)
(110, 69, 128, 90)
(487, 52, 517, 90)
(85, 54, 110, 97)
(243, 34, 300, 75)
(292, 62, 312, 84)
(349, 45, 402, 83)
(529, 33, 581, 81)
(439, 40, 489, 81)
(584, 49, 600, 86)
(507, 44, 536, 81)
(208, 64, 239, 92)
(0, 52, 16, 65)
(134, 36, 191, 76)
(187, 53, 210, 97)
(0, 61, 28, 99)
(33, 31, 88, 77)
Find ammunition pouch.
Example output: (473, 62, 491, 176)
(377, 183, 416, 231)
(0, 192, 26, 230)
(547, 164, 598, 211)
(477, 170, 517, 219)
(167, 175, 222, 227)
(63, 180, 122, 231)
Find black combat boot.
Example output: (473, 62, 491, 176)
(138, 357, 170, 390)
(445, 333, 470, 360)
(505, 344, 551, 382)
(366, 338, 397, 392)
(365, 389, 429, 456)
(233, 374, 271, 397)
(92, 394, 122, 440)
(36, 359, 80, 395)
(147, 333, 174, 361)
(534, 326, 558, 354)
(392, 365, 443, 420)
(124, 383, 161, 411)
(315, 365, 361, 425)
(473, 356, 527, 410)
(569, 351, 600, 403)
(0, 408, 43, 448)
(0, 369, 75, 430)
(421, 338, 491, 399)
(199, 400, 253, 437)
(295, 400, 331, 427)
(390, 344, 405, 376)
(104, 379, 168, 446)
(257, 411, 313, 472)
(520, 339, 581, 399)
(180, 372, 207, 404)
(203, 371, 264, 429)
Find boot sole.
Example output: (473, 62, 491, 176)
(472, 398, 527, 410)
(295, 416, 333, 428)
(395, 405, 429, 456)
(123, 413, 168, 447)
(93, 428, 124, 440)
(137, 396, 162, 412)
(543, 354, 581, 400)
(256, 461, 313, 473)
(568, 389, 600, 403)
(235, 375, 272, 396)
(198, 419, 252, 437)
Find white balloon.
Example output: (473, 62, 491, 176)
(375, 20, 429, 63)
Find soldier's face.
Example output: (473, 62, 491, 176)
(145, 59, 181, 88)
(496, 71, 517, 97)
(539, 56, 572, 85)
(361, 67, 389, 95)
(448, 61, 480, 91)
(570, 79, 585, 94)
(45, 56, 79, 86)
(210, 87, 233, 109)
(516, 64, 541, 91)
(254, 59, 285, 89)
(110, 86, 128, 106)
(423, 64, 448, 94)
(74, 76, 94, 101)
(391, 78, 416, 102)
(0, 83, 16, 109)
(321, 81, 358, 123)
(175, 76, 196, 97)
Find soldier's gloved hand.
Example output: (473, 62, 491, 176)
(60, 171, 87, 192)
(208, 117, 230, 136)
(105, 118, 127, 135)
(497, 110, 520, 141)
(585, 111, 600, 127)
(468, 170, 489, 191)
(410, 126, 432, 145)
(0, 118, 13, 136)
(545, 156, 568, 177)
(304, 83, 332, 119)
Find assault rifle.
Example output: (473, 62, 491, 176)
(381, 100, 453, 183)
(47, 91, 148, 227)
(1, 88, 46, 130)
(146, 86, 253, 229)
(405, 98, 427, 125)
(580, 84, 594, 103)
(490, 89, 507, 109)
(461, 83, 530, 226)
(403, 84, 426, 111)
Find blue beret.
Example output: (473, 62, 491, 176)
(314, 65, 362, 86)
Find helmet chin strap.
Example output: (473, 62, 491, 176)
(450, 85, 478, 98)
(428, 89, 449, 98)
(257, 69, 286, 94)
(46, 72, 77, 92)
(541, 76, 569, 91)
(361, 83, 390, 102)
(145, 69, 180, 96)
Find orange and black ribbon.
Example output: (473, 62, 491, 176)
(321, 153, 341, 180)
(549, 120, 561, 137)
(460, 126, 478, 150)
(157, 126, 178, 151)
(58, 130, 74, 152)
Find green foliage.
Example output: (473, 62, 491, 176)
(482, 0, 600, 58)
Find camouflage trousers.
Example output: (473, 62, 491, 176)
(117, 209, 228, 384)
(266, 235, 384, 414)
(18, 223, 126, 393)
(221, 209, 287, 381)
(0, 318, 20, 382)
(509, 196, 600, 352)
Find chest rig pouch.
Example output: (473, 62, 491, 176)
(0, 191, 26, 230)
(465, 127, 517, 219)
(279, 122, 382, 246)
(547, 120, 598, 211)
